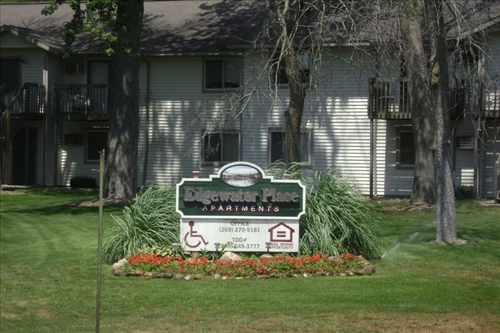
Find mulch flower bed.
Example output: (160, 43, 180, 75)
(113, 252, 376, 280)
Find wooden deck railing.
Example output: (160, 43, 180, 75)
(478, 75, 500, 119)
(368, 77, 410, 119)
(368, 77, 464, 120)
(53, 84, 109, 120)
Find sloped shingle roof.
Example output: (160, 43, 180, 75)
(1, 0, 500, 56)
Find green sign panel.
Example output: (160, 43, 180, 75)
(176, 162, 305, 219)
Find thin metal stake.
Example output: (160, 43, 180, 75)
(95, 149, 104, 333)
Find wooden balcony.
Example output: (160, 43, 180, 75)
(2, 83, 45, 119)
(368, 77, 464, 120)
(52, 84, 109, 120)
(477, 76, 500, 119)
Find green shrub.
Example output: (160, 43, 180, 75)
(102, 184, 180, 264)
(299, 169, 383, 259)
(70, 175, 97, 189)
(455, 185, 475, 200)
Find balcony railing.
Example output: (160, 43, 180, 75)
(368, 77, 464, 120)
(3, 83, 45, 117)
(478, 76, 500, 119)
(53, 84, 109, 120)
(368, 78, 410, 119)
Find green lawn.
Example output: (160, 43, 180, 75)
(1, 188, 499, 332)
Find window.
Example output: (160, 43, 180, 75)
(86, 130, 107, 162)
(270, 53, 310, 85)
(203, 132, 240, 163)
(269, 130, 311, 164)
(456, 40, 481, 66)
(204, 59, 241, 90)
(396, 129, 414, 168)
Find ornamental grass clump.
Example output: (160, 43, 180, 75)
(102, 185, 180, 264)
(267, 163, 383, 259)
(300, 170, 383, 259)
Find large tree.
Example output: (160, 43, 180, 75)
(399, 3, 437, 205)
(362, 0, 460, 242)
(425, 0, 457, 243)
(263, 0, 314, 173)
(44, 0, 144, 199)
(262, 0, 358, 176)
(261, 0, 463, 242)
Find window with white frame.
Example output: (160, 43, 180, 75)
(396, 129, 414, 168)
(270, 53, 310, 85)
(86, 129, 107, 162)
(269, 130, 311, 164)
(204, 59, 241, 90)
(203, 132, 240, 163)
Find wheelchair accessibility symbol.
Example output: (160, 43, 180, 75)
(184, 221, 209, 248)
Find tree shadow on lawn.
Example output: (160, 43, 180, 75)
(4, 200, 125, 216)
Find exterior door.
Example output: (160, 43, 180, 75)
(0, 59, 21, 111)
(12, 128, 37, 185)
(88, 62, 109, 113)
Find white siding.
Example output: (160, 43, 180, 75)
(240, 49, 376, 194)
(0, 33, 33, 48)
(138, 56, 241, 185)
(58, 121, 107, 186)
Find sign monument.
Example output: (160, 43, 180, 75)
(176, 162, 306, 252)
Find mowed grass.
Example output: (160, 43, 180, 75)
(1, 188, 499, 333)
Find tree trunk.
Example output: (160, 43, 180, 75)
(400, 3, 436, 205)
(264, 0, 308, 175)
(105, 1, 144, 199)
(284, 47, 306, 171)
(426, 0, 458, 243)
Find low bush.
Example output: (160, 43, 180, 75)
(69, 175, 97, 189)
(455, 185, 475, 200)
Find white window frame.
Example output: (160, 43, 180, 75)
(268, 129, 312, 165)
(270, 52, 310, 86)
(203, 58, 242, 92)
(396, 128, 414, 169)
(202, 131, 240, 165)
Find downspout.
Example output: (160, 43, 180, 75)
(475, 118, 483, 198)
(43, 53, 48, 186)
(53, 119, 58, 186)
(141, 57, 151, 186)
